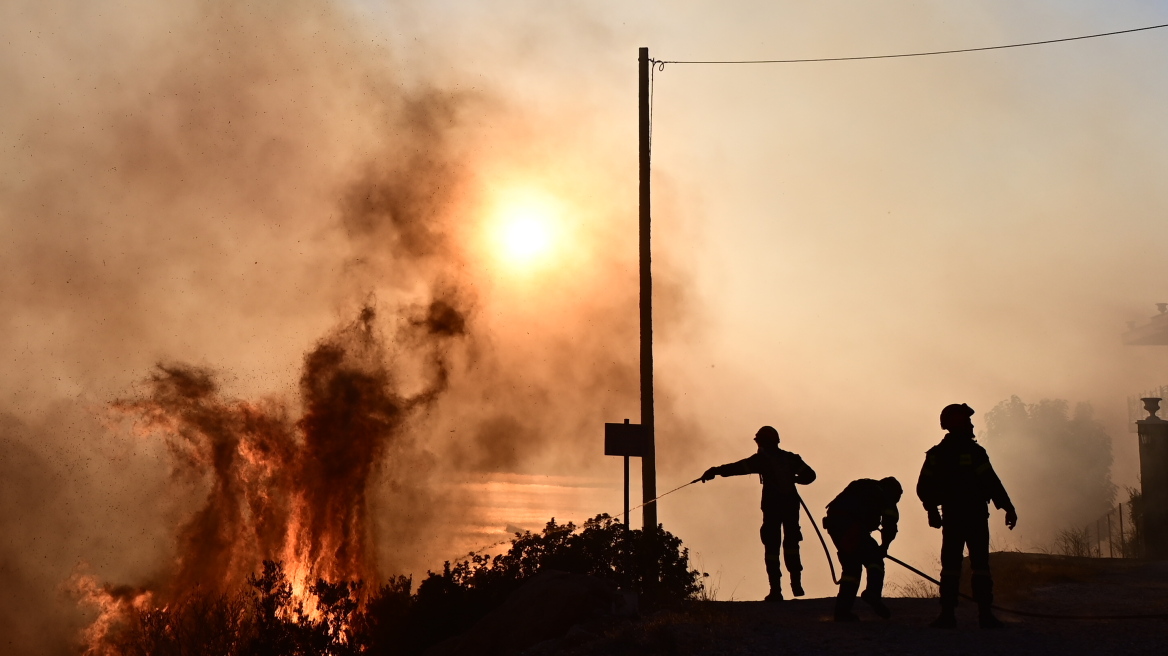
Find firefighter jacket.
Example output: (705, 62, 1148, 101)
(916, 433, 1014, 515)
(712, 448, 816, 513)
(825, 478, 899, 547)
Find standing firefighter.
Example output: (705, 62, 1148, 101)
(700, 426, 816, 601)
(917, 403, 1018, 629)
(824, 477, 902, 621)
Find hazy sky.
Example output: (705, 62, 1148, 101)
(7, 1, 1168, 630)
(363, 0, 1168, 597)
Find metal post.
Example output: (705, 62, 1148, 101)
(1107, 511, 1113, 558)
(605, 418, 642, 528)
(624, 455, 630, 527)
(1119, 502, 1125, 558)
(638, 46, 658, 530)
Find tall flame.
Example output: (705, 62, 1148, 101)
(76, 303, 466, 650)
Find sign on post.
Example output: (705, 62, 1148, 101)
(605, 419, 646, 457)
(605, 419, 646, 527)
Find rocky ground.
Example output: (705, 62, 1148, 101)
(439, 554, 1168, 656)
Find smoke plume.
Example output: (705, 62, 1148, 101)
(0, 0, 690, 653)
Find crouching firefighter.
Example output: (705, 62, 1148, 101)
(823, 477, 902, 621)
(700, 426, 816, 601)
(917, 403, 1018, 629)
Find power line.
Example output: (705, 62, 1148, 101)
(655, 21, 1168, 65)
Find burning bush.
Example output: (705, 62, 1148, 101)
(93, 515, 702, 655)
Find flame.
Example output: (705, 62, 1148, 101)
(76, 305, 464, 652)
(71, 571, 155, 656)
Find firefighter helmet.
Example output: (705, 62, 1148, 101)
(878, 476, 903, 499)
(754, 425, 780, 447)
(939, 403, 975, 430)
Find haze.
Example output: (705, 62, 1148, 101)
(5, 1, 1168, 651)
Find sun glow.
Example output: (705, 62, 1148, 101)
(490, 190, 560, 269)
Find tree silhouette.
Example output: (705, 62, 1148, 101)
(984, 397, 1115, 544)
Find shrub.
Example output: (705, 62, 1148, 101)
(1053, 526, 1094, 557)
(101, 515, 702, 656)
(399, 514, 703, 652)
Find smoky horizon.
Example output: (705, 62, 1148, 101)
(5, 1, 1168, 653)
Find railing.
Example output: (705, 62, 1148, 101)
(1086, 502, 1142, 559)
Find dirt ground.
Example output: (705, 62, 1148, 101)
(536, 554, 1168, 656)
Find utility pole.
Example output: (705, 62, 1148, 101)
(639, 47, 658, 530)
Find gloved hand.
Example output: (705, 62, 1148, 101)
(700, 467, 718, 483)
(1005, 508, 1018, 530)
(879, 542, 891, 557)
(927, 507, 943, 529)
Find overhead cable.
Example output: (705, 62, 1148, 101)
(655, 21, 1168, 65)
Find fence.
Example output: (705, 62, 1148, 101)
(1074, 502, 1143, 559)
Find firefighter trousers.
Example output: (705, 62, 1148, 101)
(938, 509, 993, 611)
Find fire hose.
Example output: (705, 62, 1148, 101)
(465, 479, 1168, 619)
(625, 482, 1168, 618)
(796, 492, 1168, 620)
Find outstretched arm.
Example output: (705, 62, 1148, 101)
(700, 454, 760, 482)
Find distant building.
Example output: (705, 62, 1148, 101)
(1123, 304, 1168, 345)
(1123, 306, 1168, 431)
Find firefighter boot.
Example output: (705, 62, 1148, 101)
(930, 607, 957, 629)
(790, 571, 805, 597)
(929, 574, 959, 629)
(764, 559, 783, 602)
(860, 562, 890, 618)
(783, 536, 803, 597)
(978, 607, 1005, 629)
(973, 571, 1004, 629)
(834, 578, 861, 622)
(860, 590, 891, 619)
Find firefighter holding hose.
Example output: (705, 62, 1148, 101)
(699, 426, 816, 601)
(823, 476, 902, 621)
(917, 403, 1018, 629)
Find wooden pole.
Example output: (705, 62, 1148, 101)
(638, 46, 658, 530)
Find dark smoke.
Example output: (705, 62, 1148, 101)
(0, 0, 703, 651)
(107, 306, 464, 601)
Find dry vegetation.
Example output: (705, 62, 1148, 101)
(94, 515, 703, 655)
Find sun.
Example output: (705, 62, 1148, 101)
(490, 191, 560, 268)
(501, 212, 551, 261)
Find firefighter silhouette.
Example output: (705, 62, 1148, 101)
(700, 426, 816, 601)
(917, 403, 1018, 629)
(824, 477, 902, 621)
